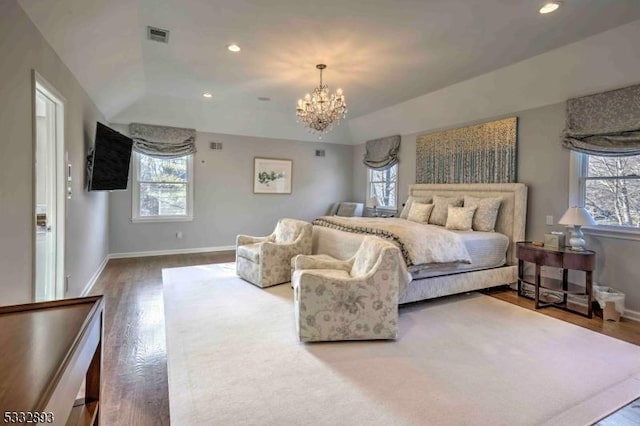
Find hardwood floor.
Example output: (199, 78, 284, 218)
(88, 252, 234, 426)
(89, 255, 639, 425)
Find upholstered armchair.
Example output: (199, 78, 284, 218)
(291, 236, 411, 342)
(236, 218, 312, 288)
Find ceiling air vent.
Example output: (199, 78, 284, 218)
(147, 26, 170, 43)
(315, 149, 325, 157)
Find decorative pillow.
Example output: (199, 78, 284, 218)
(445, 206, 477, 231)
(328, 203, 339, 216)
(399, 196, 433, 219)
(464, 196, 502, 232)
(428, 195, 463, 226)
(336, 203, 357, 217)
(407, 203, 434, 224)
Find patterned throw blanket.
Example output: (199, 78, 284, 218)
(312, 216, 471, 267)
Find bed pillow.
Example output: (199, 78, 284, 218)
(336, 203, 358, 217)
(428, 195, 463, 226)
(445, 206, 477, 231)
(407, 203, 434, 224)
(399, 196, 433, 219)
(464, 196, 502, 232)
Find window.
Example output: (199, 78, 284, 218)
(573, 152, 640, 229)
(367, 165, 398, 210)
(132, 153, 194, 222)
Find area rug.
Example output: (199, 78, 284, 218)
(162, 263, 640, 426)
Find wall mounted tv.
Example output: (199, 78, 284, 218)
(87, 122, 134, 191)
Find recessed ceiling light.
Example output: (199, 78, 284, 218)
(227, 44, 241, 52)
(202, 92, 212, 98)
(257, 97, 271, 101)
(539, 2, 560, 14)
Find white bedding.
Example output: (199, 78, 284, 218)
(311, 224, 509, 279)
(313, 216, 471, 267)
(410, 231, 509, 279)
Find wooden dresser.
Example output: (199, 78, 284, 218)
(0, 296, 104, 425)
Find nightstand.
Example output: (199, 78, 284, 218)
(516, 242, 596, 318)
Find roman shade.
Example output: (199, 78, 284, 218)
(129, 123, 197, 158)
(562, 84, 640, 156)
(363, 135, 400, 170)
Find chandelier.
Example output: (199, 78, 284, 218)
(296, 64, 347, 136)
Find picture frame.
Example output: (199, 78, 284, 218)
(253, 157, 293, 194)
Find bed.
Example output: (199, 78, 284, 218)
(311, 183, 528, 304)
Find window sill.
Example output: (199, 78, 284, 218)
(131, 216, 193, 224)
(583, 226, 640, 242)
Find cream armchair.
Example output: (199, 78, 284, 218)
(236, 218, 312, 288)
(292, 236, 411, 342)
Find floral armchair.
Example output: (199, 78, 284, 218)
(236, 218, 312, 288)
(291, 236, 411, 342)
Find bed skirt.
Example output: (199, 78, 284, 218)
(399, 266, 517, 304)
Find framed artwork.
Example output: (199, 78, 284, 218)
(253, 157, 293, 194)
(416, 117, 518, 184)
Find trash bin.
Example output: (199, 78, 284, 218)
(593, 285, 625, 322)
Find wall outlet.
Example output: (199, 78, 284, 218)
(176, 231, 183, 239)
(546, 215, 554, 226)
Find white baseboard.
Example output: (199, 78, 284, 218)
(109, 245, 236, 259)
(622, 308, 640, 322)
(80, 255, 109, 297)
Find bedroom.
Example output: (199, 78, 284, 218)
(1, 0, 640, 424)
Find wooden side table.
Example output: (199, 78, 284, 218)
(516, 242, 595, 318)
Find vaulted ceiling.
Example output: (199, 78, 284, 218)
(18, 0, 640, 142)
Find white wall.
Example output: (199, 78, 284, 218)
(108, 129, 354, 255)
(0, 0, 109, 305)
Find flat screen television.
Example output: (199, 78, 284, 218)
(87, 123, 133, 191)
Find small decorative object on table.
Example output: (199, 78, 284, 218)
(558, 206, 596, 251)
(544, 232, 565, 249)
(367, 196, 380, 217)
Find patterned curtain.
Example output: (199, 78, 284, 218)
(363, 135, 401, 170)
(129, 123, 197, 158)
(563, 84, 640, 156)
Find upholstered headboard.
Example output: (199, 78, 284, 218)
(408, 183, 528, 265)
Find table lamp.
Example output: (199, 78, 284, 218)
(367, 196, 380, 217)
(558, 206, 596, 251)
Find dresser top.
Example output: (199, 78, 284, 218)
(0, 296, 103, 412)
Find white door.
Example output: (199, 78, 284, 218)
(34, 75, 65, 302)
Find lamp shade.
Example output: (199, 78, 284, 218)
(558, 207, 597, 226)
(367, 196, 379, 208)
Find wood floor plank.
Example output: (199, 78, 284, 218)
(88, 255, 638, 424)
(88, 251, 235, 425)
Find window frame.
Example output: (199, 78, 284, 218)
(569, 151, 640, 240)
(366, 164, 399, 213)
(131, 152, 194, 223)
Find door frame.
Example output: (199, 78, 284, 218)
(32, 70, 66, 301)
